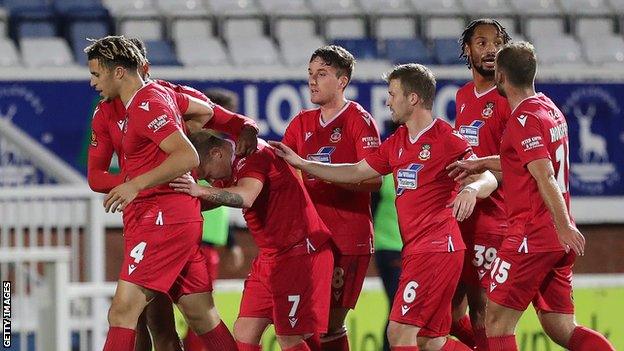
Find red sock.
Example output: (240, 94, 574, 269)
(487, 335, 517, 351)
(391, 347, 419, 351)
(305, 333, 321, 351)
(197, 321, 237, 351)
(321, 333, 349, 351)
(184, 329, 206, 351)
(236, 340, 262, 351)
(103, 327, 136, 351)
(567, 326, 615, 351)
(450, 315, 475, 348)
(284, 341, 312, 351)
(474, 327, 488, 351)
(440, 338, 473, 350)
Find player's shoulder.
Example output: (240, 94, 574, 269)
(155, 78, 209, 102)
(344, 101, 375, 127)
(93, 97, 124, 120)
(456, 81, 474, 98)
(293, 107, 320, 121)
(127, 83, 169, 113)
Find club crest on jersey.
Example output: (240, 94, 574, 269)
(330, 127, 342, 143)
(459, 120, 485, 146)
(419, 144, 431, 161)
(90, 130, 97, 147)
(307, 146, 335, 164)
(396, 163, 423, 195)
(481, 102, 494, 119)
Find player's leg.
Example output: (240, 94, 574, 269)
(134, 311, 152, 351)
(145, 293, 182, 351)
(235, 258, 274, 349)
(103, 280, 154, 351)
(233, 317, 272, 349)
(322, 252, 370, 351)
(387, 321, 421, 348)
(449, 284, 474, 348)
(374, 249, 402, 351)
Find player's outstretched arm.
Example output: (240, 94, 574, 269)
(447, 155, 502, 182)
(183, 95, 214, 133)
(527, 158, 585, 256)
(103, 131, 199, 212)
(171, 175, 262, 209)
(269, 141, 381, 184)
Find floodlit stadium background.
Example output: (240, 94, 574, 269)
(0, 0, 623, 350)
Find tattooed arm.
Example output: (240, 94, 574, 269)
(170, 175, 263, 209)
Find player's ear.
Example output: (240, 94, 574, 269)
(113, 66, 125, 79)
(409, 92, 419, 106)
(338, 75, 349, 89)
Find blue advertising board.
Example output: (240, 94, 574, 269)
(0, 79, 621, 196)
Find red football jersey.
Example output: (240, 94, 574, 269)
(500, 93, 571, 253)
(365, 119, 470, 255)
(122, 82, 201, 226)
(214, 140, 332, 258)
(90, 97, 127, 169)
(455, 83, 510, 237)
(282, 101, 380, 255)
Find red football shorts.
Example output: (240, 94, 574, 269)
(390, 251, 464, 338)
(487, 250, 575, 314)
(119, 220, 212, 302)
(238, 245, 334, 335)
(330, 248, 371, 309)
(461, 234, 505, 289)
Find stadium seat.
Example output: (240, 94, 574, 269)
(610, 0, 624, 14)
(308, 0, 362, 16)
(207, 0, 262, 16)
(375, 17, 416, 39)
(460, 0, 514, 16)
(223, 18, 264, 40)
(0, 38, 21, 66)
(558, 0, 611, 16)
(409, 0, 463, 15)
(17, 21, 56, 38)
(68, 21, 109, 65)
(21, 37, 75, 67)
(54, 0, 109, 20)
(426, 17, 465, 39)
(171, 18, 213, 41)
(581, 35, 624, 65)
(274, 18, 316, 42)
(525, 18, 565, 40)
(156, 0, 210, 17)
(175, 37, 230, 67)
(101, 0, 159, 18)
(281, 36, 326, 66)
(508, 0, 561, 16)
(120, 19, 163, 41)
(325, 17, 366, 39)
(359, 0, 413, 15)
(576, 17, 615, 38)
(384, 38, 434, 65)
(432, 38, 463, 65)
(228, 36, 281, 66)
(333, 38, 379, 60)
(258, 0, 311, 16)
(142, 40, 180, 66)
(532, 36, 584, 65)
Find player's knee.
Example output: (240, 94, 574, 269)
(538, 313, 575, 347)
(277, 335, 306, 349)
(416, 336, 447, 351)
(387, 322, 417, 346)
(233, 319, 264, 344)
(107, 301, 139, 327)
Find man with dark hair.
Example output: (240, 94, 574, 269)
(450, 18, 512, 350)
(281, 45, 381, 351)
(272, 63, 499, 351)
(169, 131, 334, 351)
(448, 42, 614, 351)
(205, 88, 240, 112)
(85, 35, 240, 351)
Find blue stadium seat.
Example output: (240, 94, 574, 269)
(54, 0, 109, 20)
(333, 38, 379, 60)
(17, 20, 56, 38)
(384, 38, 434, 65)
(69, 21, 110, 65)
(143, 40, 181, 66)
(432, 38, 463, 65)
(4, 0, 53, 18)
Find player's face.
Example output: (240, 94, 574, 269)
(88, 59, 117, 100)
(386, 79, 412, 124)
(308, 57, 345, 105)
(198, 147, 232, 181)
(466, 24, 505, 79)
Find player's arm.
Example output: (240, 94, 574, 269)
(182, 95, 214, 133)
(104, 131, 199, 212)
(269, 141, 381, 184)
(171, 176, 262, 209)
(446, 155, 502, 182)
(527, 158, 585, 255)
(87, 110, 124, 193)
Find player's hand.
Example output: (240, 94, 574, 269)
(104, 181, 140, 213)
(235, 126, 258, 156)
(558, 225, 585, 256)
(447, 186, 477, 222)
(447, 158, 486, 182)
(169, 174, 204, 197)
(267, 141, 305, 168)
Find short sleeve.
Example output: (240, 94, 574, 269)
(236, 149, 271, 184)
(173, 91, 190, 115)
(364, 138, 393, 175)
(446, 129, 475, 161)
(508, 112, 550, 166)
(132, 99, 182, 146)
(282, 114, 301, 152)
(89, 105, 114, 159)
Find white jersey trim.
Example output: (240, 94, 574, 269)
(473, 84, 497, 99)
(319, 100, 351, 128)
(409, 118, 437, 144)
